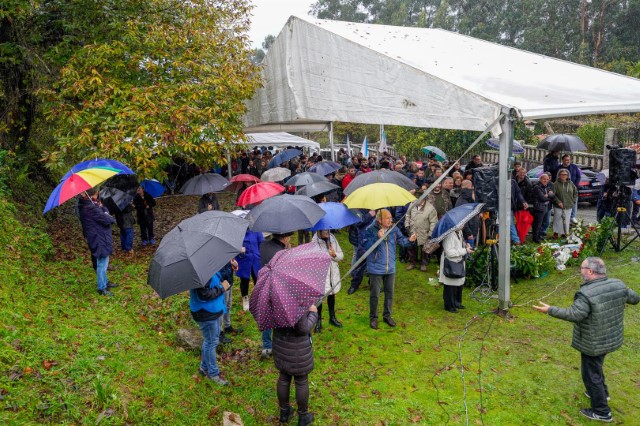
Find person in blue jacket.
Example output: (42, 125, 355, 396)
(236, 229, 264, 311)
(190, 271, 230, 386)
(363, 209, 416, 329)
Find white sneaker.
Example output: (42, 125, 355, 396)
(571, 217, 578, 225)
(242, 296, 250, 311)
(260, 349, 272, 360)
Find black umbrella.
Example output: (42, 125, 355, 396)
(180, 173, 229, 195)
(343, 170, 418, 196)
(147, 211, 249, 299)
(537, 134, 587, 152)
(246, 194, 326, 233)
(295, 181, 339, 198)
(286, 172, 327, 187)
(100, 174, 139, 212)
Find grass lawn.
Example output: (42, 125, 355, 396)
(1, 192, 639, 425)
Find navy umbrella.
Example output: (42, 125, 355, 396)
(307, 161, 341, 176)
(310, 202, 361, 231)
(268, 149, 302, 169)
(431, 203, 485, 244)
(247, 194, 326, 233)
(537, 134, 587, 152)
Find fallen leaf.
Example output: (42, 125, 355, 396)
(208, 406, 220, 419)
(411, 415, 421, 422)
(42, 360, 57, 370)
(23, 367, 33, 375)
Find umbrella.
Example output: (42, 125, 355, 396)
(514, 209, 534, 244)
(486, 138, 525, 154)
(147, 211, 249, 299)
(294, 181, 339, 199)
(430, 203, 485, 244)
(43, 159, 134, 214)
(343, 170, 417, 196)
(236, 181, 285, 207)
(261, 167, 291, 182)
(268, 149, 302, 169)
(247, 194, 326, 233)
(309, 202, 361, 231)
(180, 173, 229, 195)
(307, 161, 341, 176)
(99, 186, 134, 213)
(537, 134, 587, 152)
(141, 179, 166, 198)
(286, 172, 327, 187)
(342, 182, 416, 210)
(249, 242, 331, 331)
(421, 146, 447, 161)
(227, 174, 261, 192)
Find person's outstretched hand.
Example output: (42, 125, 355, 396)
(532, 302, 550, 313)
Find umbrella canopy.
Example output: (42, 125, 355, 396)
(343, 170, 417, 196)
(421, 146, 447, 161)
(307, 161, 341, 176)
(44, 159, 134, 214)
(180, 173, 230, 195)
(249, 242, 331, 331)
(294, 181, 339, 199)
(247, 194, 326, 233)
(431, 203, 485, 244)
(141, 179, 166, 198)
(537, 134, 587, 152)
(261, 167, 292, 182)
(227, 174, 262, 192)
(486, 138, 525, 154)
(514, 209, 534, 244)
(99, 186, 134, 213)
(286, 172, 327, 187)
(236, 181, 285, 207)
(147, 211, 249, 299)
(343, 182, 417, 210)
(309, 202, 361, 231)
(268, 148, 302, 168)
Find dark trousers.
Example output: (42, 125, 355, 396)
(581, 353, 610, 415)
(531, 208, 546, 243)
(407, 245, 428, 265)
(277, 372, 309, 413)
(139, 220, 154, 242)
(442, 285, 463, 311)
(239, 270, 258, 297)
(350, 247, 367, 289)
(298, 230, 310, 244)
(369, 274, 395, 319)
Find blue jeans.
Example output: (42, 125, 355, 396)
(571, 199, 578, 221)
(120, 227, 133, 251)
(541, 208, 551, 234)
(198, 319, 221, 377)
(510, 212, 520, 244)
(96, 256, 109, 291)
(262, 329, 272, 350)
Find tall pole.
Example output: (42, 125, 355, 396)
(497, 109, 514, 314)
(329, 122, 335, 161)
(226, 150, 233, 178)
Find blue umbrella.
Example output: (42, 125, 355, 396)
(421, 146, 447, 161)
(141, 179, 166, 198)
(430, 203, 485, 244)
(486, 138, 525, 154)
(307, 161, 341, 176)
(310, 202, 361, 231)
(268, 149, 302, 169)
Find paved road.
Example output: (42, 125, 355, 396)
(576, 203, 597, 224)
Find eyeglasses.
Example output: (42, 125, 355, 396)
(580, 266, 591, 270)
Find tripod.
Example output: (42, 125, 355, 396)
(470, 219, 499, 301)
(599, 204, 640, 254)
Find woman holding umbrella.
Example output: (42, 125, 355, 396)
(311, 229, 344, 332)
(440, 227, 474, 313)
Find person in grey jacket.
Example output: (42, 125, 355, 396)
(533, 257, 639, 423)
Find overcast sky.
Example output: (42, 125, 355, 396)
(248, 0, 315, 48)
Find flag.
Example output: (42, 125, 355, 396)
(378, 130, 387, 153)
(346, 134, 351, 156)
(361, 136, 369, 158)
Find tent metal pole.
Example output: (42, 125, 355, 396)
(497, 110, 514, 314)
(329, 122, 335, 161)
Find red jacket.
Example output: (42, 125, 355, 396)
(342, 173, 355, 190)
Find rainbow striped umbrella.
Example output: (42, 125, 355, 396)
(43, 159, 134, 214)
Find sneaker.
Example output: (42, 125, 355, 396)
(106, 281, 118, 289)
(571, 217, 579, 225)
(347, 286, 357, 295)
(405, 263, 416, 271)
(198, 368, 207, 376)
(420, 264, 428, 272)
(260, 349, 272, 360)
(149, 238, 156, 245)
(579, 408, 612, 422)
(224, 326, 244, 335)
(242, 296, 250, 311)
(208, 375, 228, 386)
(383, 316, 397, 327)
(141, 240, 148, 247)
(219, 332, 232, 344)
(97, 289, 113, 297)
(584, 391, 610, 401)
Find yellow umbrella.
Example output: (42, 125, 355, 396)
(342, 182, 416, 210)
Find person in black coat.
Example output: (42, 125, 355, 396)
(133, 186, 156, 246)
(530, 173, 555, 243)
(197, 192, 220, 213)
(455, 181, 480, 248)
(273, 305, 318, 425)
(78, 188, 117, 296)
(543, 150, 560, 182)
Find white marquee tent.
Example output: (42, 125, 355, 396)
(245, 132, 320, 151)
(244, 15, 640, 312)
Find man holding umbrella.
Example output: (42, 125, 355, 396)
(363, 209, 417, 329)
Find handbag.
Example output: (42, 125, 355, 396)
(443, 257, 465, 279)
(422, 239, 440, 254)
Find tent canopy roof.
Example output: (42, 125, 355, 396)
(244, 132, 320, 151)
(245, 15, 640, 132)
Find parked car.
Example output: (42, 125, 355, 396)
(526, 165, 601, 204)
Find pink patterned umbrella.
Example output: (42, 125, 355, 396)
(249, 243, 331, 331)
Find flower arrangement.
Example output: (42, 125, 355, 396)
(567, 217, 614, 260)
(511, 243, 555, 278)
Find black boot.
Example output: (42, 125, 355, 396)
(279, 406, 292, 424)
(314, 317, 322, 333)
(329, 316, 342, 328)
(298, 412, 314, 426)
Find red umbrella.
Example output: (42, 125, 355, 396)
(515, 209, 534, 244)
(249, 243, 331, 331)
(227, 174, 261, 192)
(236, 181, 284, 207)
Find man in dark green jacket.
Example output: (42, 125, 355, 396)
(533, 257, 639, 423)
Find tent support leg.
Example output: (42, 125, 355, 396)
(329, 122, 335, 161)
(497, 110, 515, 315)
